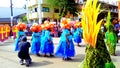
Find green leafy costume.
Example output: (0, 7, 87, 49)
(79, 0, 116, 67)
(81, 31, 115, 68)
(105, 12, 117, 55)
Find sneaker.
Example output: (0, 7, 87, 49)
(62, 58, 67, 61)
(50, 54, 54, 57)
(67, 57, 72, 60)
(26, 64, 29, 67)
(29, 60, 32, 64)
(36, 54, 41, 56)
(20, 59, 24, 65)
(20, 62, 24, 65)
(77, 45, 81, 47)
(25, 60, 29, 67)
(44, 54, 49, 57)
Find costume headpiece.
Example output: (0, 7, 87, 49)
(16, 22, 26, 31)
(106, 11, 113, 32)
(81, 0, 103, 48)
(60, 18, 72, 29)
(43, 21, 55, 30)
(74, 21, 82, 28)
(30, 23, 41, 32)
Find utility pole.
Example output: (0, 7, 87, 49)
(26, 0, 30, 23)
(38, 0, 42, 24)
(10, 0, 13, 27)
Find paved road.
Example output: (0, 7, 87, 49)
(0, 37, 120, 68)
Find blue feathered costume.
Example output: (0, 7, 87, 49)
(15, 31, 26, 51)
(40, 30, 54, 56)
(31, 32, 41, 55)
(55, 29, 75, 60)
(73, 27, 82, 46)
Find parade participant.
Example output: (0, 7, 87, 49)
(30, 23, 41, 56)
(79, 0, 115, 68)
(73, 21, 82, 47)
(41, 24, 46, 42)
(55, 18, 75, 60)
(111, 18, 119, 43)
(12, 25, 18, 40)
(71, 25, 76, 36)
(0, 25, 5, 42)
(40, 21, 54, 57)
(4, 25, 10, 40)
(0, 25, 1, 42)
(14, 23, 26, 51)
(105, 12, 117, 56)
(18, 36, 32, 67)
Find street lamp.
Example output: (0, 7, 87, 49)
(10, 0, 13, 27)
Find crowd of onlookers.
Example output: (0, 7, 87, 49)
(9, 17, 120, 39)
(24, 22, 62, 37)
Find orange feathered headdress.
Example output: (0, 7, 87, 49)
(43, 21, 55, 30)
(12, 25, 17, 31)
(16, 22, 26, 31)
(74, 21, 82, 28)
(60, 18, 72, 29)
(30, 23, 41, 32)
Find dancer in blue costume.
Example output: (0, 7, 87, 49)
(55, 27, 75, 60)
(40, 28, 54, 57)
(31, 24, 41, 56)
(14, 23, 26, 51)
(41, 29, 46, 45)
(31, 31, 41, 56)
(73, 26, 82, 47)
(15, 30, 26, 51)
(71, 26, 76, 36)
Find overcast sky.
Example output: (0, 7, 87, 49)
(0, 0, 118, 8)
(0, 0, 26, 8)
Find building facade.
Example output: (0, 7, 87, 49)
(99, 0, 118, 19)
(78, 0, 118, 18)
(27, 0, 60, 24)
(27, 0, 118, 24)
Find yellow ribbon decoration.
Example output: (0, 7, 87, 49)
(15, 28, 18, 38)
(5, 25, 10, 38)
(1, 27, 4, 40)
(12, 26, 18, 38)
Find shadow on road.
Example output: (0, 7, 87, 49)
(116, 50, 120, 56)
(0, 41, 14, 46)
(30, 61, 53, 67)
(0, 55, 18, 64)
(116, 43, 120, 46)
(68, 54, 85, 62)
(0, 49, 15, 53)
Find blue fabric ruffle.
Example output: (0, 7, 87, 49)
(40, 30, 54, 54)
(55, 29, 75, 58)
(31, 32, 41, 54)
(14, 31, 26, 51)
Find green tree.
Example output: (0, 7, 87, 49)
(46, 0, 78, 18)
(20, 15, 27, 23)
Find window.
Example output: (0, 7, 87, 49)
(54, 8, 59, 13)
(42, 7, 49, 12)
(35, 8, 37, 12)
